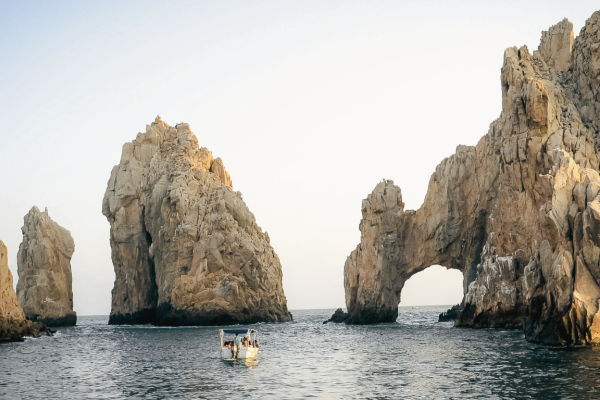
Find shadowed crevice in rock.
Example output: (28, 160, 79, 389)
(338, 11, 600, 346)
(29, 314, 77, 327)
(153, 302, 290, 326)
(139, 205, 159, 322)
(108, 308, 155, 325)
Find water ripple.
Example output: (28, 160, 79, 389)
(1, 307, 600, 399)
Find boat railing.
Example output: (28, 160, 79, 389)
(219, 328, 259, 358)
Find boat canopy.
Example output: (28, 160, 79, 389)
(222, 329, 251, 334)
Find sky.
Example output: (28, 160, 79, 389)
(1, 0, 598, 315)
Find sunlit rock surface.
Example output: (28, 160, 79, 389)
(16, 207, 76, 327)
(103, 116, 292, 325)
(341, 11, 600, 346)
(1, 240, 48, 342)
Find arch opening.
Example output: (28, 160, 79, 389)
(398, 265, 463, 307)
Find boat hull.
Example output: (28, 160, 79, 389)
(221, 347, 258, 359)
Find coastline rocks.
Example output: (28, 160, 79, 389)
(323, 308, 350, 324)
(1, 240, 48, 342)
(341, 11, 600, 346)
(102, 116, 292, 325)
(16, 207, 77, 326)
(438, 305, 461, 323)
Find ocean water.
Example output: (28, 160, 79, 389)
(1, 306, 600, 399)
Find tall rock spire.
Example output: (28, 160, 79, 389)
(17, 206, 76, 326)
(102, 118, 292, 325)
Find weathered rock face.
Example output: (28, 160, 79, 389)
(342, 11, 600, 346)
(1, 240, 48, 342)
(16, 207, 76, 326)
(102, 116, 292, 325)
(538, 18, 574, 72)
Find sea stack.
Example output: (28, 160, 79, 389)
(0, 240, 47, 342)
(16, 207, 77, 326)
(102, 117, 292, 325)
(340, 12, 600, 346)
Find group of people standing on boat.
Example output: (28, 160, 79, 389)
(223, 333, 259, 358)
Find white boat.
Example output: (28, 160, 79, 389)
(219, 328, 259, 359)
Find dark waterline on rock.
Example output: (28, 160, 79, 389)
(1, 307, 600, 399)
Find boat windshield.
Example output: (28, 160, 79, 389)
(222, 329, 250, 334)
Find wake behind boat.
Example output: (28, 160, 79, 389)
(220, 328, 259, 359)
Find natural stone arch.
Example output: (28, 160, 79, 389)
(344, 144, 491, 324)
(341, 14, 600, 346)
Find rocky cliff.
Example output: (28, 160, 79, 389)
(1, 240, 48, 342)
(341, 12, 600, 346)
(102, 116, 292, 325)
(17, 207, 76, 326)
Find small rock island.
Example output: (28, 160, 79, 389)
(17, 206, 77, 326)
(103, 117, 292, 325)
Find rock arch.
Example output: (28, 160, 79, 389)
(342, 14, 600, 346)
(344, 145, 489, 324)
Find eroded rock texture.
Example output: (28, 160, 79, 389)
(17, 207, 76, 326)
(343, 11, 600, 345)
(1, 240, 48, 342)
(103, 116, 292, 325)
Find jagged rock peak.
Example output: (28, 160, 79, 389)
(102, 117, 291, 326)
(16, 206, 76, 326)
(1, 240, 48, 342)
(339, 10, 600, 346)
(536, 18, 574, 71)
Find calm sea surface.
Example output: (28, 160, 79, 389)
(1, 306, 600, 399)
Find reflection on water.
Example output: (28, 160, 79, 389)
(1, 307, 600, 399)
(221, 357, 260, 369)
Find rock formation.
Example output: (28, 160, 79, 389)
(16, 207, 76, 326)
(340, 11, 600, 346)
(438, 305, 460, 322)
(323, 308, 350, 324)
(102, 116, 292, 325)
(1, 240, 48, 342)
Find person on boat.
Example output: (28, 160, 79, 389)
(234, 333, 243, 358)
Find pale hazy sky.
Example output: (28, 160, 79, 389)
(1, 1, 598, 315)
